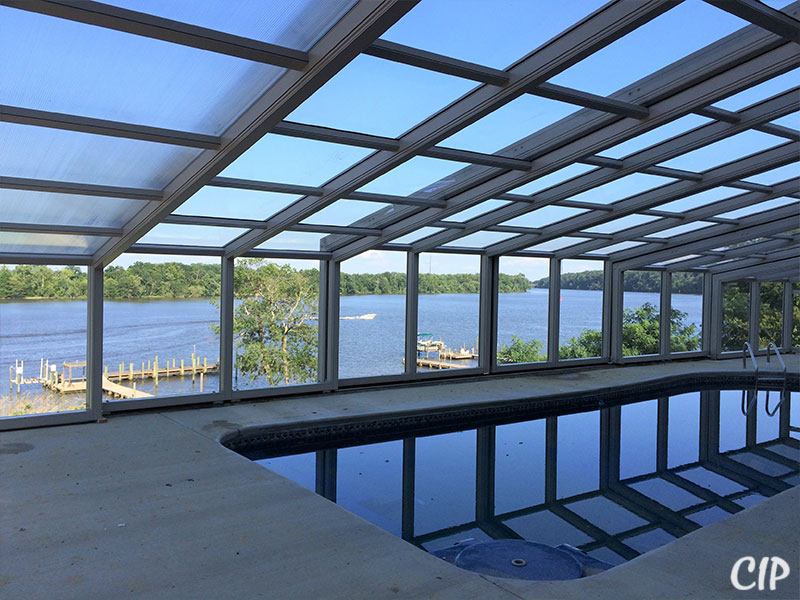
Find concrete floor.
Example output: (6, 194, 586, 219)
(2, 357, 798, 599)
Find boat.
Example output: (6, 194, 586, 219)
(340, 313, 377, 320)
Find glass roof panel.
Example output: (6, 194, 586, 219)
(0, 231, 109, 255)
(524, 237, 590, 252)
(288, 55, 476, 138)
(509, 164, 597, 196)
(569, 173, 675, 205)
(392, 227, 445, 245)
(442, 231, 520, 248)
(769, 111, 799, 129)
(447, 200, 512, 222)
(174, 187, 302, 220)
(382, 0, 606, 69)
(137, 224, 250, 247)
(742, 163, 799, 185)
(655, 254, 703, 266)
(657, 130, 786, 172)
(548, 0, 749, 96)
(502, 206, 587, 228)
(597, 114, 712, 159)
(657, 187, 742, 212)
(105, 0, 357, 50)
(0, 7, 286, 135)
(439, 94, 578, 154)
(0, 122, 202, 189)
(0, 189, 142, 228)
(583, 214, 660, 234)
(254, 231, 325, 251)
(301, 200, 390, 226)
(714, 71, 799, 111)
(648, 221, 716, 238)
(358, 157, 471, 197)
(587, 240, 646, 255)
(219, 134, 373, 186)
(717, 198, 798, 220)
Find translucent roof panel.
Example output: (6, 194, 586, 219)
(439, 94, 578, 154)
(502, 206, 587, 228)
(219, 134, 373, 186)
(770, 111, 799, 129)
(392, 227, 445, 245)
(548, 0, 749, 96)
(137, 224, 250, 247)
(358, 157, 471, 197)
(648, 221, 716, 238)
(715, 71, 799, 112)
(524, 237, 590, 252)
(0, 7, 286, 135)
(174, 187, 302, 220)
(583, 214, 660, 235)
(301, 200, 390, 226)
(0, 189, 143, 228)
(105, 0, 357, 50)
(597, 114, 712, 159)
(255, 231, 326, 251)
(655, 254, 703, 266)
(0, 122, 203, 189)
(0, 232, 110, 255)
(658, 130, 787, 172)
(657, 187, 742, 212)
(447, 200, 512, 222)
(288, 55, 476, 138)
(717, 198, 798, 220)
(442, 231, 520, 249)
(509, 164, 597, 196)
(382, 0, 606, 69)
(569, 173, 675, 205)
(587, 241, 646, 255)
(742, 163, 800, 185)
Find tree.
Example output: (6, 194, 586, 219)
(497, 336, 546, 363)
(559, 329, 602, 359)
(231, 259, 318, 386)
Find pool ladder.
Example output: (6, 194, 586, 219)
(741, 342, 787, 417)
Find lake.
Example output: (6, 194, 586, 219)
(1, 290, 702, 409)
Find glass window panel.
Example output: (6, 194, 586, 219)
(359, 156, 470, 197)
(174, 186, 302, 220)
(233, 258, 319, 390)
(620, 400, 658, 479)
(509, 164, 596, 196)
(498, 256, 548, 364)
(103, 254, 220, 401)
(648, 221, 715, 239)
(759, 281, 784, 348)
(502, 206, 587, 228)
(722, 281, 750, 352)
(339, 251, 406, 379)
(0, 122, 202, 189)
(440, 94, 578, 154)
(588, 241, 645, 255)
(715, 71, 799, 111)
(417, 253, 480, 372)
(583, 214, 660, 235)
(383, 0, 606, 69)
(0, 232, 109, 255)
(568, 174, 675, 206)
(524, 237, 590, 252)
(137, 224, 249, 247)
(623, 270, 661, 356)
(0, 189, 142, 229)
(289, 55, 476, 138)
(658, 130, 786, 172)
(302, 199, 389, 226)
(557, 411, 600, 498)
(220, 134, 373, 186)
(598, 114, 712, 159)
(1, 265, 88, 417)
(495, 420, 546, 514)
(447, 200, 511, 222)
(254, 231, 325, 251)
(549, 0, 749, 96)
(105, 0, 357, 50)
(668, 393, 700, 467)
(392, 227, 444, 245)
(716, 198, 797, 220)
(559, 259, 603, 359)
(742, 162, 799, 185)
(0, 7, 285, 135)
(657, 187, 741, 213)
(443, 231, 519, 248)
(671, 273, 703, 353)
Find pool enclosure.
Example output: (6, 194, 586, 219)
(1, 0, 798, 430)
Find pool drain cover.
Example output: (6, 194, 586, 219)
(454, 540, 582, 580)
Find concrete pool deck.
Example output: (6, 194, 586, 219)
(2, 356, 798, 599)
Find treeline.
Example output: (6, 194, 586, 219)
(0, 264, 533, 299)
(531, 270, 703, 294)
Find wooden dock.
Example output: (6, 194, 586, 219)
(415, 357, 469, 370)
(51, 377, 153, 399)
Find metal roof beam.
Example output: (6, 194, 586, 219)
(0, 252, 92, 265)
(0, 222, 122, 236)
(0, 0, 310, 69)
(665, 237, 799, 270)
(531, 82, 650, 119)
(0, 176, 162, 201)
(271, 121, 401, 151)
(704, 0, 800, 44)
(162, 214, 381, 236)
(711, 252, 800, 281)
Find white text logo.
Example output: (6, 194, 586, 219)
(731, 556, 790, 591)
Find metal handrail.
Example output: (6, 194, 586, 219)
(741, 342, 758, 416)
(742, 342, 758, 375)
(766, 342, 786, 373)
(765, 342, 787, 417)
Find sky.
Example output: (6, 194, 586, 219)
(2, 0, 796, 275)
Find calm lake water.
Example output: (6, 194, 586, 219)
(1, 290, 702, 405)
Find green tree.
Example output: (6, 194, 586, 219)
(559, 329, 602, 359)
(722, 281, 749, 351)
(497, 336, 546, 363)
(231, 259, 318, 386)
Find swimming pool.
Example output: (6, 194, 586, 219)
(234, 385, 799, 572)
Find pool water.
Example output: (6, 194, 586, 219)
(248, 389, 799, 566)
